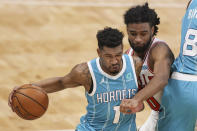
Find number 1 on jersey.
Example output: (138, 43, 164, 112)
(113, 106, 120, 124)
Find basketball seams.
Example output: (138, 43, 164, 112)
(15, 91, 47, 111)
(18, 86, 48, 95)
(12, 95, 38, 120)
(18, 87, 48, 105)
(11, 84, 49, 120)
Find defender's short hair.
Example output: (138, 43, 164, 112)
(124, 2, 160, 36)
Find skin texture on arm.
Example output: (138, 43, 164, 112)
(120, 42, 174, 114)
(33, 62, 92, 93)
(8, 63, 92, 112)
(133, 42, 174, 103)
(132, 55, 143, 78)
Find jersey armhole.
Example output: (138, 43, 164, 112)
(126, 48, 134, 56)
(87, 61, 97, 96)
(147, 41, 168, 73)
(187, 0, 192, 9)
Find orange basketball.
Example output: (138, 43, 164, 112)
(11, 84, 49, 120)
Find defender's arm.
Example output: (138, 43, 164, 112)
(133, 43, 174, 102)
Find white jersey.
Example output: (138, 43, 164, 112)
(127, 38, 166, 111)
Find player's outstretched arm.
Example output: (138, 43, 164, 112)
(32, 62, 91, 93)
(8, 62, 91, 112)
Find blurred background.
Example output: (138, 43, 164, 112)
(0, 0, 187, 130)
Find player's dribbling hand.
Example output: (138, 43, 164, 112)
(8, 86, 20, 112)
(120, 98, 144, 114)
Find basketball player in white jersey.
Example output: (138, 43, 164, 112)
(120, 3, 174, 131)
(8, 27, 144, 131)
(157, 0, 197, 130)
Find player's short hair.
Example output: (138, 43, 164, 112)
(97, 27, 124, 50)
(124, 2, 160, 36)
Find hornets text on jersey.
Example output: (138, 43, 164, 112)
(76, 54, 138, 131)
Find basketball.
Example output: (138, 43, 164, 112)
(10, 84, 49, 120)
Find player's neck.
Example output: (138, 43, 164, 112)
(133, 52, 145, 60)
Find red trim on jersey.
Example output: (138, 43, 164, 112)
(145, 40, 169, 111)
(125, 49, 130, 54)
(137, 77, 143, 89)
(146, 97, 160, 111)
(126, 38, 168, 111)
(142, 74, 147, 85)
(146, 40, 168, 74)
(126, 48, 134, 56)
(131, 51, 134, 56)
(146, 38, 156, 73)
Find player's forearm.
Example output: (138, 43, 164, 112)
(133, 56, 143, 77)
(134, 74, 168, 102)
(33, 77, 65, 93)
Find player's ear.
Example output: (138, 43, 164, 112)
(97, 48, 101, 57)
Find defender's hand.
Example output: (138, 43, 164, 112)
(120, 99, 144, 114)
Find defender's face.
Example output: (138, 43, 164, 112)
(127, 23, 154, 53)
(98, 45, 123, 75)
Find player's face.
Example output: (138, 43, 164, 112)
(127, 23, 154, 53)
(98, 45, 123, 75)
